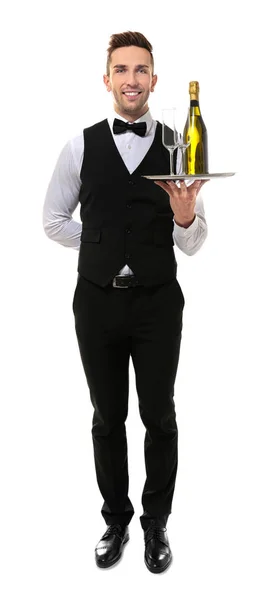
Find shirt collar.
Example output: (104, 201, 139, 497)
(108, 108, 154, 136)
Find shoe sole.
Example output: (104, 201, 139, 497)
(144, 553, 173, 574)
(95, 532, 130, 569)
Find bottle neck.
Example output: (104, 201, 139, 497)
(189, 99, 201, 116)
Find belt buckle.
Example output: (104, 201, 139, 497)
(112, 276, 129, 288)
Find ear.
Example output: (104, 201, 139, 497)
(103, 74, 111, 92)
(150, 74, 158, 92)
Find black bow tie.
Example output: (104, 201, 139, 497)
(113, 118, 147, 137)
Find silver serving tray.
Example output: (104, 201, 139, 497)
(142, 172, 235, 180)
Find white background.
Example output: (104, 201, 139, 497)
(1, 0, 269, 598)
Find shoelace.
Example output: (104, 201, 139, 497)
(102, 524, 125, 540)
(144, 525, 168, 546)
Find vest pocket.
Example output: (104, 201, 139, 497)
(80, 228, 101, 242)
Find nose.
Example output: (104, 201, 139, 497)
(125, 70, 139, 87)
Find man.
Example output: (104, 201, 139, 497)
(43, 31, 208, 574)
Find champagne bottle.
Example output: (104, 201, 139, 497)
(183, 81, 208, 174)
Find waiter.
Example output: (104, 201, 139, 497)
(43, 30, 208, 574)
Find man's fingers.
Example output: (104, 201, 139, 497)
(197, 179, 210, 192)
(154, 180, 168, 189)
(179, 180, 187, 190)
(189, 180, 202, 190)
(187, 179, 208, 194)
(154, 180, 178, 194)
(154, 178, 210, 196)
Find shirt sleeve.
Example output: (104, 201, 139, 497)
(42, 139, 82, 250)
(172, 191, 208, 255)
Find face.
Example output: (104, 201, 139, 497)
(103, 46, 157, 121)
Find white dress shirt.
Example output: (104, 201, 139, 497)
(43, 109, 208, 276)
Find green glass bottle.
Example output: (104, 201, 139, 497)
(183, 81, 208, 174)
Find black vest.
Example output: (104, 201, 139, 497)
(77, 119, 178, 287)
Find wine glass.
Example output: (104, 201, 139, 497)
(162, 108, 178, 175)
(176, 132, 190, 177)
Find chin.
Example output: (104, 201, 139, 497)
(125, 101, 146, 112)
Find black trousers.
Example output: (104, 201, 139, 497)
(72, 274, 185, 531)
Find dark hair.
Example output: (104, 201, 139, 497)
(106, 31, 154, 75)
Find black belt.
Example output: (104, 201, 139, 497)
(112, 275, 142, 288)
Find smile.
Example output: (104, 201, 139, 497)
(123, 92, 142, 96)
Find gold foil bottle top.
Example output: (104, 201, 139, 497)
(189, 81, 199, 100)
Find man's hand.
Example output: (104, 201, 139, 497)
(154, 179, 209, 228)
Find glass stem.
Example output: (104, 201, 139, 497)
(169, 150, 174, 175)
(179, 148, 186, 175)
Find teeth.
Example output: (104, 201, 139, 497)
(124, 92, 140, 96)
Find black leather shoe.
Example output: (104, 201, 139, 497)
(95, 524, 129, 568)
(144, 523, 172, 573)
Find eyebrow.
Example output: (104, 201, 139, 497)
(112, 64, 150, 70)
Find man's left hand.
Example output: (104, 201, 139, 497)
(154, 179, 209, 228)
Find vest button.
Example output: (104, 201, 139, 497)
(128, 180, 135, 185)
(126, 228, 131, 234)
(126, 203, 132, 208)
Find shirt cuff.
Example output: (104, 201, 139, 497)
(173, 214, 199, 236)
